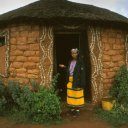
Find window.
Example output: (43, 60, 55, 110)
(0, 31, 9, 77)
(0, 36, 5, 46)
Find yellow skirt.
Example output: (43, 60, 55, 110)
(67, 76, 85, 107)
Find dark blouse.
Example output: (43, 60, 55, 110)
(67, 58, 86, 89)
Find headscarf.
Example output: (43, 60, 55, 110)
(71, 48, 79, 54)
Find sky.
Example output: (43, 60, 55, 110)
(0, 0, 127, 17)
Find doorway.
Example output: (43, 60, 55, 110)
(54, 31, 92, 102)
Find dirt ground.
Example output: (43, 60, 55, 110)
(0, 109, 128, 128)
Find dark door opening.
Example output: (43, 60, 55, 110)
(54, 32, 92, 102)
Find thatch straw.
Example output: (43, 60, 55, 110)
(0, 0, 127, 27)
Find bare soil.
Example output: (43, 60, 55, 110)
(0, 109, 127, 128)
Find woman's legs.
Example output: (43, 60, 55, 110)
(69, 107, 80, 116)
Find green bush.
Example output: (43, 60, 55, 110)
(0, 74, 61, 123)
(0, 78, 6, 114)
(32, 87, 61, 123)
(0, 78, 4, 95)
(109, 65, 128, 118)
(96, 65, 128, 126)
(96, 107, 128, 127)
(110, 65, 128, 104)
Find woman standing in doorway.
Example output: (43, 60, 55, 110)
(59, 48, 85, 116)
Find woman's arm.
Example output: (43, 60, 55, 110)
(59, 64, 66, 68)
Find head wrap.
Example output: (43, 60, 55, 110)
(71, 48, 79, 54)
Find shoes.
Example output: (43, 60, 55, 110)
(75, 109, 80, 115)
(71, 108, 75, 112)
(70, 109, 80, 117)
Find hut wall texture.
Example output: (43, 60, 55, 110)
(88, 27, 103, 103)
(0, 30, 9, 77)
(101, 28, 126, 97)
(0, 24, 127, 104)
(87, 27, 127, 103)
(39, 26, 54, 86)
(9, 24, 41, 84)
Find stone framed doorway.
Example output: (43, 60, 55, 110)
(53, 30, 92, 103)
(39, 26, 104, 105)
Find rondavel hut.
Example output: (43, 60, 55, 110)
(0, 0, 128, 105)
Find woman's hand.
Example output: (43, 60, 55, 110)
(59, 64, 66, 68)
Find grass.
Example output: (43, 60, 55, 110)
(95, 108, 128, 128)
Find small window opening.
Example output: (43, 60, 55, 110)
(0, 36, 5, 47)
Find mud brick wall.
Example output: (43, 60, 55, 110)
(87, 27, 127, 103)
(9, 24, 40, 84)
(0, 24, 127, 104)
(101, 28, 126, 97)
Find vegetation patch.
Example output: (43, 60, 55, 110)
(0, 74, 62, 124)
(96, 66, 128, 127)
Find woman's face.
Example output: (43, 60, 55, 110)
(71, 52, 78, 59)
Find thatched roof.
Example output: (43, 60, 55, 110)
(0, 0, 128, 27)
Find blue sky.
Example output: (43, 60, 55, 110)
(0, 0, 128, 17)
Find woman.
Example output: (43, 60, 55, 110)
(59, 48, 85, 115)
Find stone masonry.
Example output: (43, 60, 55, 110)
(101, 28, 126, 97)
(9, 24, 40, 84)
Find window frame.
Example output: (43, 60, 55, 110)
(0, 30, 9, 77)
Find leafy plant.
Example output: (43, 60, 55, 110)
(0, 78, 4, 96)
(0, 78, 6, 114)
(110, 65, 128, 104)
(96, 65, 128, 127)
(96, 107, 128, 127)
(0, 74, 61, 124)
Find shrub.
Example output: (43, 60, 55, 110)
(0, 74, 61, 123)
(96, 65, 128, 126)
(0, 78, 6, 114)
(110, 65, 128, 104)
(96, 107, 128, 127)
(32, 87, 61, 123)
(5, 81, 21, 111)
